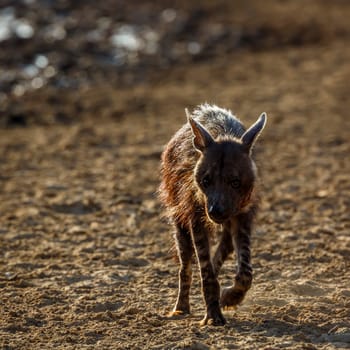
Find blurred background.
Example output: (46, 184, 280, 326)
(0, 0, 349, 126)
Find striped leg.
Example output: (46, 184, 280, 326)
(220, 211, 254, 309)
(212, 229, 234, 277)
(191, 217, 226, 326)
(171, 224, 194, 316)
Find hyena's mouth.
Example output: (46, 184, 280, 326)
(207, 207, 230, 224)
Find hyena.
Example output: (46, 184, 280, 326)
(159, 104, 267, 326)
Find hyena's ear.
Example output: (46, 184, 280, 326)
(241, 112, 267, 153)
(186, 108, 214, 152)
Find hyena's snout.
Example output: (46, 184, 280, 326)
(207, 192, 240, 223)
(207, 201, 232, 224)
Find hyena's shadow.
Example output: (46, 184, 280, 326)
(224, 316, 331, 344)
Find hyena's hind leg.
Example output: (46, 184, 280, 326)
(170, 223, 194, 316)
(220, 211, 254, 309)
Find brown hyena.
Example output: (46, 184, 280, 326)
(159, 104, 267, 326)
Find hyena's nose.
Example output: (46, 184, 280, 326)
(208, 204, 228, 223)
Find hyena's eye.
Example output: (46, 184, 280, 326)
(201, 175, 211, 189)
(230, 177, 241, 189)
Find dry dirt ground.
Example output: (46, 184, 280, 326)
(1, 1, 350, 349)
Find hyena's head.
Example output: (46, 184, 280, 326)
(187, 110, 267, 224)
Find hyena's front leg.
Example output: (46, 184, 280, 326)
(220, 211, 254, 309)
(191, 217, 226, 326)
(170, 223, 194, 316)
(212, 229, 234, 277)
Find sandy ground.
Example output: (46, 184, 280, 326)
(1, 1, 350, 349)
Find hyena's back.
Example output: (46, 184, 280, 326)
(159, 104, 246, 226)
(190, 104, 246, 139)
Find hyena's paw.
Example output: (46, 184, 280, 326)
(220, 286, 246, 309)
(168, 308, 190, 319)
(200, 308, 226, 326)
